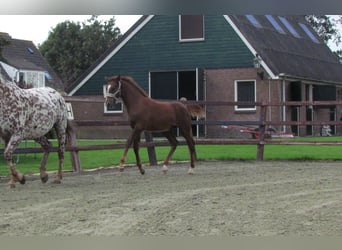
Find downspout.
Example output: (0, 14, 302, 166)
(196, 68, 199, 138)
(148, 72, 151, 97)
(282, 78, 286, 133)
(278, 73, 288, 133)
(268, 77, 271, 121)
(203, 70, 207, 138)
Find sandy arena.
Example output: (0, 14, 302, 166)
(0, 160, 341, 236)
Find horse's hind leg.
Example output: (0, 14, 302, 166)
(133, 133, 145, 175)
(4, 135, 25, 188)
(34, 136, 52, 183)
(179, 125, 196, 174)
(54, 125, 67, 184)
(162, 131, 179, 174)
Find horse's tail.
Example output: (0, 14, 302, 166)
(179, 97, 205, 118)
(186, 104, 206, 118)
(65, 119, 76, 145)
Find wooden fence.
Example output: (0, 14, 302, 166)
(2, 97, 342, 172)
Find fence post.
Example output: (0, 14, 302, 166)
(68, 129, 82, 172)
(144, 131, 157, 165)
(257, 102, 267, 161)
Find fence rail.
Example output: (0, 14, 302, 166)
(2, 99, 342, 172)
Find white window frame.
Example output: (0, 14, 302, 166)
(234, 80, 257, 111)
(103, 85, 123, 114)
(66, 103, 74, 120)
(17, 70, 45, 88)
(179, 15, 205, 42)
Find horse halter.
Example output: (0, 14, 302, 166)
(105, 80, 122, 103)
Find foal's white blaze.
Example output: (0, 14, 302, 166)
(162, 165, 168, 174)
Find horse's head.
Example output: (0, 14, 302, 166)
(104, 75, 122, 105)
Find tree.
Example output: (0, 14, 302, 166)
(39, 15, 121, 87)
(306, 15, 342, 61)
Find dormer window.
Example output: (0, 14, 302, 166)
(17, 70, 45, 88)
(179, 15, 204, 42)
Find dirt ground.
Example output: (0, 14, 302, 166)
(0, 160, 341, 236)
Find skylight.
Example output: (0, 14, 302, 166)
(246, 15, 262, 28)
(27, 47, 34, 54)
(265, 15, 286, 34)
(298, 22, 320, 43)
(278, 16, 301, 38)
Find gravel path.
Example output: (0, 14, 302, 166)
(0, 161, 341, 236)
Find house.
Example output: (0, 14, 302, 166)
(0, 32, 63, 90)
(66, 15, 342, 139)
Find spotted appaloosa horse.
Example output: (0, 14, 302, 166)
(105, 75, 205, 175)
(0, 79, 73, 188)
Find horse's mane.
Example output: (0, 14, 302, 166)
(121, 76, 149, 98)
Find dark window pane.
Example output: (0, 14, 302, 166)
(150, 72, 178, 100)
(236, 81, 255, 109)
(180, 15, 204, 40)
(107, 102, 122, 112)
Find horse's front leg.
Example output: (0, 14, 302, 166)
(4, 135, 25, 188)
(119, 128, 141, 172)
(180, 126, 196, 175)
(35, 136, 51, 183)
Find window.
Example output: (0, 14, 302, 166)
(245, 15, 262, 28)
(298, 22, 320, 43)
(179, 15, 204, 41)
(278, 16, 301, 38)
(265, 15, 286, 34)
(17, 70, 45, 88)
(234, 80, 256, 111)
(27, 47, 34, 54)
(66, 103, 74, 120)
(45, 71, 53, 80)
(103, 85, 123, 114)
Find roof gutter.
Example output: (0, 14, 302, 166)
(276, 73, 342, 86)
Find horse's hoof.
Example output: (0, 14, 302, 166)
(119, 167, 124, 172)
(19, 175, 26, 185)
(140, 169, 145, 175)
(9, 183, 16, 189)
(53, 179, 61, 184)
(41, 174, 49, 183)
(187, 168, 194, 175)
(162, 165, 168, 174)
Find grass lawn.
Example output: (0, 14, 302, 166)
(1, 136, 342, 176)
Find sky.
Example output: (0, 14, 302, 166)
(0, 15, 341, 51)
(0, 15, 142, 46)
